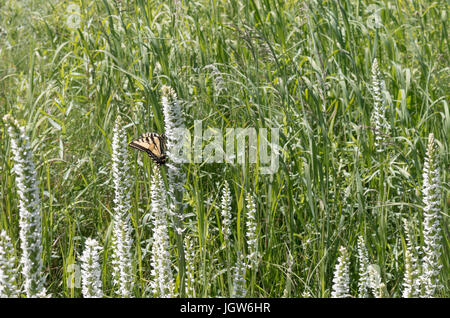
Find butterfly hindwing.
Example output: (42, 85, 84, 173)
(159, 133, 166, 153)
(129, 132, 167, 165)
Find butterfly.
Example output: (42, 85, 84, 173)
(129, 132, 167, 165)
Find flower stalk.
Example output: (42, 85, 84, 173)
(221, 181, 232, 247)
(0, 230, 19, 297)
(402, 219, 421, 298)
(357, 236, 370, 298)
(149, 166, 175, 297)
(371, 58, 390, 153)
(3, 114, 47, 298)
(420, 133, 443, 297)
(331, 246, 350, 298)
(111, 115, 134, 297)
(81, 238, 103, 298)
(231, 252, 247, 298)
(161, 85, 187, 296)
(184, 236, 196, 297)
(368, 264, 386, 298)
(245, 192, 259, 270)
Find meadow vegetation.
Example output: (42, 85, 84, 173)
(0, 0, 448, 297)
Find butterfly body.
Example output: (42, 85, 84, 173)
(129, 132, 167, 165)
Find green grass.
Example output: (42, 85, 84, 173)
(0, 0, 448, 297)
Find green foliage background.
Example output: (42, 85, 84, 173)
(0, 0, 448, 297)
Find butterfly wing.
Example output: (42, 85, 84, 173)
(129, 132, 167, 165)
(159, 133, 167, 154)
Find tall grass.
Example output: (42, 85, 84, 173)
(0, 0, 448, 297)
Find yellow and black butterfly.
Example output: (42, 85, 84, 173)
(129, 132, 167, 165)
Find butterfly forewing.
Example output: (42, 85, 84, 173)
(129, 132, 167, 165)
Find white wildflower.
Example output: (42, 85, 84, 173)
(331, 246, 350, 298)
(111, 116, 134, 297)
(221, 181, 232, 247)
(301, 290, 312, 298)
(0, 230, 19, 297)
(231, 253, 247, 298)
(402, 219, 421, 298)
(3, 114, 47, 297)
(161, 85, 187, 220)
(81, 238, 103, 298)
(370, 58, 390, 152)
(357, 236, 370, 298)
(368, 264, 385, 298)
(184, 236, 196, 297)
(149, 166, 175, 298)
(161, 85, 187, 295)
(420, 133, 443, 297)
(245, 192, 259, 269)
